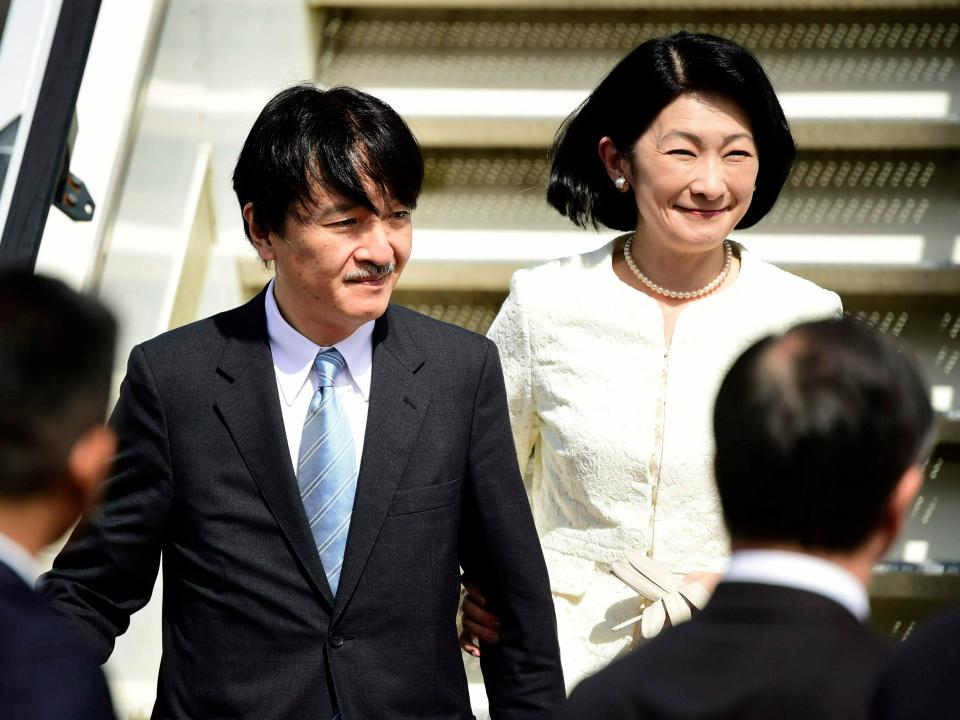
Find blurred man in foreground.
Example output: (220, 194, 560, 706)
(559, 318, 934, 720)
(0, 271, 117, 719)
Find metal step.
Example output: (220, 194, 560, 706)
(405, 147, 960, 274)
(309, 1, 960, 12)
(240, 145, 960, 293)
(314, 7, 960, 148)
(873, 441, 960, 640)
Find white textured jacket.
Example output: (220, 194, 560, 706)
(487, 237, 842, 685)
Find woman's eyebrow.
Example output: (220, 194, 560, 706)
(721, 132, 755, 145)
(658, 131, 755, 146)
(659, 130, 700, 146)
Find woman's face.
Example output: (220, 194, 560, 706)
(626, 92, 759, 254)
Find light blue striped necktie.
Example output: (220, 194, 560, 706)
(297, 348, 358, 597)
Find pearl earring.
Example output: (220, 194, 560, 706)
(615, 176, 629, 192)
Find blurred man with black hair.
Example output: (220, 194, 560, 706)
(42, 85, 563, 719)
(0, 271, 116, 719)
(559, 318, 934, 720)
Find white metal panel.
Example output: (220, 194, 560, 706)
(0, 0, 63, 234)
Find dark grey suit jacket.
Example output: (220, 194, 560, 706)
(557, 582, 889, 720)
(41, 292, 563, 719)
(0, 562, 115, 720)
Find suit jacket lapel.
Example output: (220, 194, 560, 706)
(213, 290, 335, 609)
(333, 306, 430, 624)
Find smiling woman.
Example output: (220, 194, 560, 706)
(601, 91, 758, 309)
(459, 32, 843, 690)
(608, 93, 759, 252)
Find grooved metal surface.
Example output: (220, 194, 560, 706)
(886, 445, 960, 565)
(311, 0, 960, 7)
(847, 296, 960, 410)
(873, 442, 960, 640)
(391, 289, 503, 333)
(318, 9, 960, 93)
(414, 149, 960, 262)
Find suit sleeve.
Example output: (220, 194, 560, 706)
(2, 628, 117, 720)
(554, 673, 635, 720)
(39, 344, 174, 662)
(460, 339, 565, 718)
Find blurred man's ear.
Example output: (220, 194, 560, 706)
(64, 425, 117, 511)
(879, 465, 924, 557)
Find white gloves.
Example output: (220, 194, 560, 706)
(610, 550, 712, 639)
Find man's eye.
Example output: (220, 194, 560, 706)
(392, 210, 411, 220)
(326, 218, 357, 228)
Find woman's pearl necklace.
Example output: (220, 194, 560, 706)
(622, 235, 733, 300)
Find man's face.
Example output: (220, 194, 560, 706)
(247, 183, 412, 344)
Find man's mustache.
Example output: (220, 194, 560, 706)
(344, 262, 396, 282)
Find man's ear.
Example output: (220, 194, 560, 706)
(598, 137, 630, 185)
(64, 425, 117, 510)
(881, 464, 925, 551)
(242, 202, 276, 262)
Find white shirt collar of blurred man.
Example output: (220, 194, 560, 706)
(0, 530, 39, 588)
(723, 549, 869, 621)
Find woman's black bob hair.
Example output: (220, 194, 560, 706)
(548, 32, 795, 232)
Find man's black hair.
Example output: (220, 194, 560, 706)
(714, 318, 934, 551)
(0, 271, 116, 497)
(233, 84, 424, 241)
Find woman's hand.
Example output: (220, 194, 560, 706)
(458, 577, 501, 657)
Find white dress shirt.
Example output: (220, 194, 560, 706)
(0, 531, 39, 588)
(265, 280, 373, 472)
(723, 549, 870, 621)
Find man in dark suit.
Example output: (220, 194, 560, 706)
(0, 272, 117, 719)
(41, 85, 563, 719)
(870, 603, 960, 719)
(557, 318, 935, 720)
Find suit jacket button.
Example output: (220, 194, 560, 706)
(329, 631, 344, 648)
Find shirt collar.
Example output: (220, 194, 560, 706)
(722, 549, 870, 622)
(264, 280, 374, 405)
(0, 531, 39, 588)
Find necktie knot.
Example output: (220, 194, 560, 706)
(314, 348, 346, 388)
